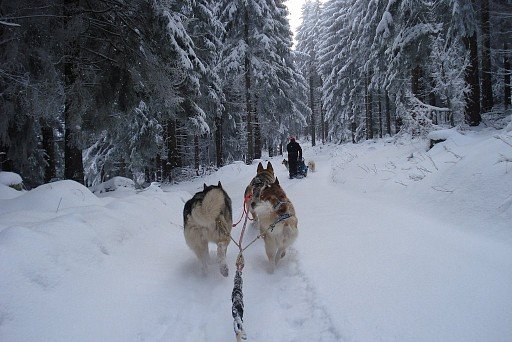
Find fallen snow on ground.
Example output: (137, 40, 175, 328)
(1, 126, 511, 341)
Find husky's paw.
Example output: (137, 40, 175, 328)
(274, 249, 286, 266)
(220, 264, 229, 277)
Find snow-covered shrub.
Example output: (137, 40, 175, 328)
(0, 171, 24, 190)
(394, 91, 436, 137)
(89, 176, 136, 194)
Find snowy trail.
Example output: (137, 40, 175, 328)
(164, 145, 512, 341)
(288, 147, 512, 342)
(160, 160, 342, 341)
(2, 130, 512, 342)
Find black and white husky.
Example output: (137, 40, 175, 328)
(183, 182, 233, 277)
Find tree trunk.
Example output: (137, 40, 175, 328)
(324, 120, 329, 142)
(411, 65, 422, 99)
(505, 42, 511, 109)
(214, 116, 223, 167)
(176, 121, 184, 169)
(0, 143, 13, 172)
(321, 104, 325, 144)
(463, 32, 482, 126)
(63, 112, 84, 183)
(194, 134, 199, 176)
(429, 78, 438, 125)
(167, 119, 180, 170)
(411, 65, 423, 136)
(254, 115, 262, 159)
(349, 120, 354, 144)
(155, 154, 162, 182)
(63, 0, 84, 184)
(41, 119, 56, 182)
(161, 123, 170, 181)
(481, 0, 493, 112)
(385, 91, 391, 136)
(365, 73, 373, 140)
(378, 91, 383, 138)
(309, 74, 316, 146)
(244, 8, 253, 164)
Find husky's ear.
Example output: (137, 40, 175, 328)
(257, 162, 264, 174)
(203, 183, 207, 191)
(274, 177, 279, 185)
(218, 181, 222, 188)
(267, 161, 274, 173)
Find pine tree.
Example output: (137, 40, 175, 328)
(83, 0, 210, 184)
(220, 0, 306, 163)
(258, 0, 308, 154)
(318, 0, 355, 142)
(0, 0, 64, 185)
(481, 0, 494, 112)
(188, 0, 224, 167)
(296, 1, 323, 146)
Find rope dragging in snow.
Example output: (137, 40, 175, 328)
(232, 253, 246, 341)
(230, 194, 292, 341)
(231, 206, 250, 341)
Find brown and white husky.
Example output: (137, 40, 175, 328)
(183, 182, 232, 277)
(251, 177, 298, 270)
(244, 161, 275, 220)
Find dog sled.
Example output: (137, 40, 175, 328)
(294, 158, 308, 178)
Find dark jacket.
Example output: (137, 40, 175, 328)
(287, 140, 302, 161)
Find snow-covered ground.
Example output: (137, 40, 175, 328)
(1, 126, 512, 341)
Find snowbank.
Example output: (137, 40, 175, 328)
(0, 180, 102, 215)
(0, 184, 23, 200)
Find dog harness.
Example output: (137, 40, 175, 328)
(272, 200, 290, 211)
(267, 213, 293, 232)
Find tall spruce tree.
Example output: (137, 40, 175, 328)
(257, 0, 308, 155)
(220, 0, 306, 163)
(296, 1, 323, 146)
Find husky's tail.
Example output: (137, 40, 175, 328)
(192, 189, 228, 226)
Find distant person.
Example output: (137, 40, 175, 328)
(286, 137, 302, 179)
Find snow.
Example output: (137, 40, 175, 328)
(0, 184, 23, 200)
(0, 180, 102, 216)
(376, 10, 393, 38)
(1, 128, 512, 341)
(0, 20, 21, 27)
(0, 171, 23, 187)
(506, 118, 512, 133)
(90, 176, 136, 195)
(426, 127, 462, 147)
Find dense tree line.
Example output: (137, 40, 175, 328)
(296, 0, 512, 143)
(2, 0, 511, 187)
(0, 0, 307, 187)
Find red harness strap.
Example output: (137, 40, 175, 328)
(232, 194, 255, 227)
